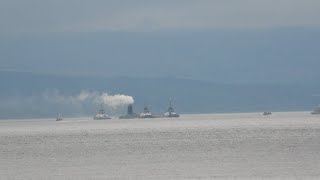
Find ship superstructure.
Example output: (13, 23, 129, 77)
(139, 105, 155, 118)
(56, 114, 63, 121)
(119, 104, 139, 119)
(164, 99, 180, 118)
(93, 104, 111, 120)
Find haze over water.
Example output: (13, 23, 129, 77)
(1, 0, 320, 179)
(1, 112, 320, 179)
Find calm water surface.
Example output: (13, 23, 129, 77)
(1, 112, 320, 179)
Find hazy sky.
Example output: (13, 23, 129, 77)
(1, 0, 320, 33)
(0, 0, 320, 83)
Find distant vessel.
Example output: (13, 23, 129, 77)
(139, 105, 155, 118)
(119, 104, 140, 119)
(93, 104, 111, 120)
(56, 114, 63, 121)
(263, 112, 272, 116)
(311, 105, 320, 115)
(164, 99, 179, 118)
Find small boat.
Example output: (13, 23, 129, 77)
(93, 104, 111, 120)
(263, 112, 272, 116)
(311, 106, 320, 115)
(56, 114, 63, 121)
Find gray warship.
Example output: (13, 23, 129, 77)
(164, 100, 179, 118)
(119, 104, 139, 119)
(56, 114, 63, 121)
(139, 105, 156, 118)
(93, 104, 111, 120)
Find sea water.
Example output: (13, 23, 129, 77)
(0, 112, 320, 179)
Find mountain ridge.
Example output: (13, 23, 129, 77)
(0, 71, 319, 119)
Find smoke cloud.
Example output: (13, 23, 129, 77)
(99, 93, 134, 108)
(42, 90, 134, 108)
(0, 90, 134, 118)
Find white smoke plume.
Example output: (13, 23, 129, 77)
(0, 90, 135, 118)
(99, 93, 134, 108)
(74, 91, 134, 108)
(42, 90, 134, 108)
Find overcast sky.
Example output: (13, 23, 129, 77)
(1, 0, 320, 33)
(0, 0, 320, 83)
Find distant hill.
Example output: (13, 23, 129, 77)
(0, 71, 319, 119)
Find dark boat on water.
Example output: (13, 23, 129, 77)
(311, 106, 320, 115)
(119, 104, 140, 119)
(263, 112, 272, 116)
